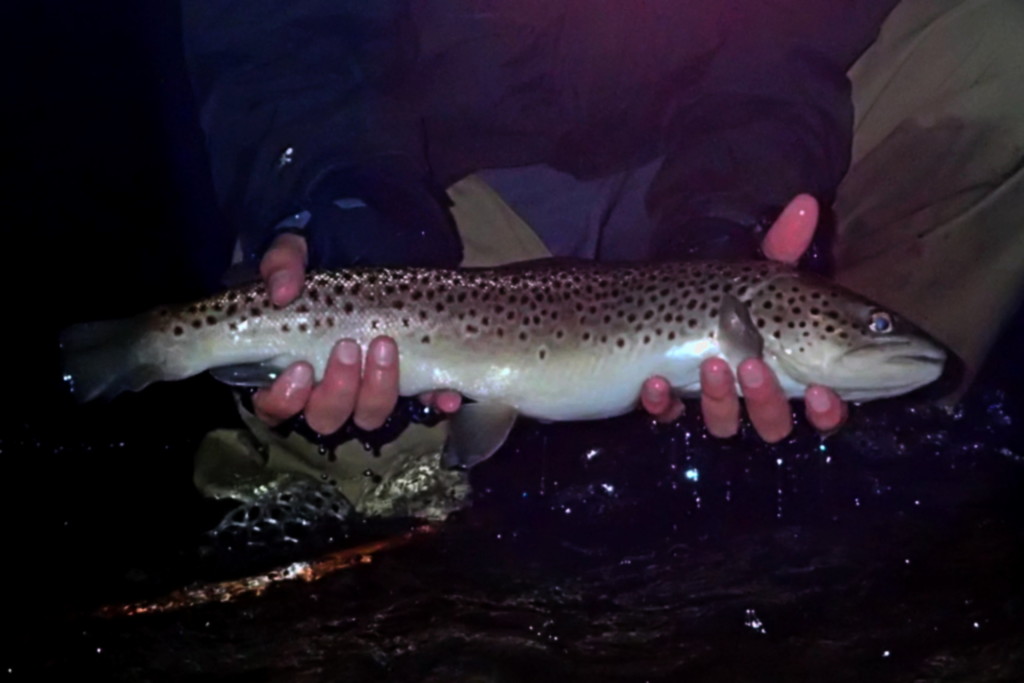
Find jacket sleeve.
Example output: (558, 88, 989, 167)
(180, 0, 461, 267)
(646, 0, 900, 260)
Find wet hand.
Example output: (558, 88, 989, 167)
(253, 233, 419, 433)
(642, 194, 847, 442)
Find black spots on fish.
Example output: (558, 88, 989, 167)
(582, 332, 592, 342)
(773, 315, 784, 324)
(173, 325, 184, 336)
(296, 303, 310, 314)
(709, 308, 718, 318)
(496, 328, 505, 338)
(307, 287, 320, 303)
(342, 302, 354, 315)
(191, 320, 202, 329)
(206, 316, 217, 326)
(281, 324, 290, 333)
(756, 318, 766, 329)
(667, 331, 677, 341)
(538, 348, 547, 360)
(226, 304, 238, 316)
(688, 319, 699, 328)
(420, 334, 431, 344)
(519, 331, 528, 342)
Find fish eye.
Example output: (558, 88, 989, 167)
(868, 311, 893, 334)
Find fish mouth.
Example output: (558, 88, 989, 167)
(844, 340, 946, 365)
(890, 351, 946, 365)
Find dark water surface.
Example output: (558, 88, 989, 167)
(6, 332, 1024, 681)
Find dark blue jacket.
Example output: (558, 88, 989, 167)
(182, 0, 900, 267)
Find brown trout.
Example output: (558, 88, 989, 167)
(61, 260, 946, 466)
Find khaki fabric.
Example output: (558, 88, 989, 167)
(448, 174, 552, 266)
(835, 0, 1024, 387)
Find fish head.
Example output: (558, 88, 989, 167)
(749, 270, 947, 401)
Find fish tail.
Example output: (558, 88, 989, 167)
(59, 314, 163, 402)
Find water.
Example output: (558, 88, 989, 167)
(6, 345, 1023, 680)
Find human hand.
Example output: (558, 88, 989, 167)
(252, 232, 463, 433)
(640, 194, 847, 442)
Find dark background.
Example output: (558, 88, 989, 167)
(6, 4, 1024, 680)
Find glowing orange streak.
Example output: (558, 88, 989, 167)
(96, 524, 439, 618)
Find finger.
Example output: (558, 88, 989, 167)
(762, 194, 819, 264)
(305, 339, 362, 435)
(737, 358, 793, 443)
(700, 358, 741, 438)
(641, 376, 684, 423)
(259, 233, 309, 306)
(804, 384, 848, 434)
(253, 362, 314, 427)
(354, 336, 400, 431)
(434, 391, 463, 414)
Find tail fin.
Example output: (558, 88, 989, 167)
(59, 314, 163, 402)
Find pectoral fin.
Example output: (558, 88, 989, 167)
(209, 362, 282, 388)
(442, 403, 519, 470)
(718, 294, 764, 368)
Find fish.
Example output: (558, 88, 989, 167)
(60, 259, 947, 467)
